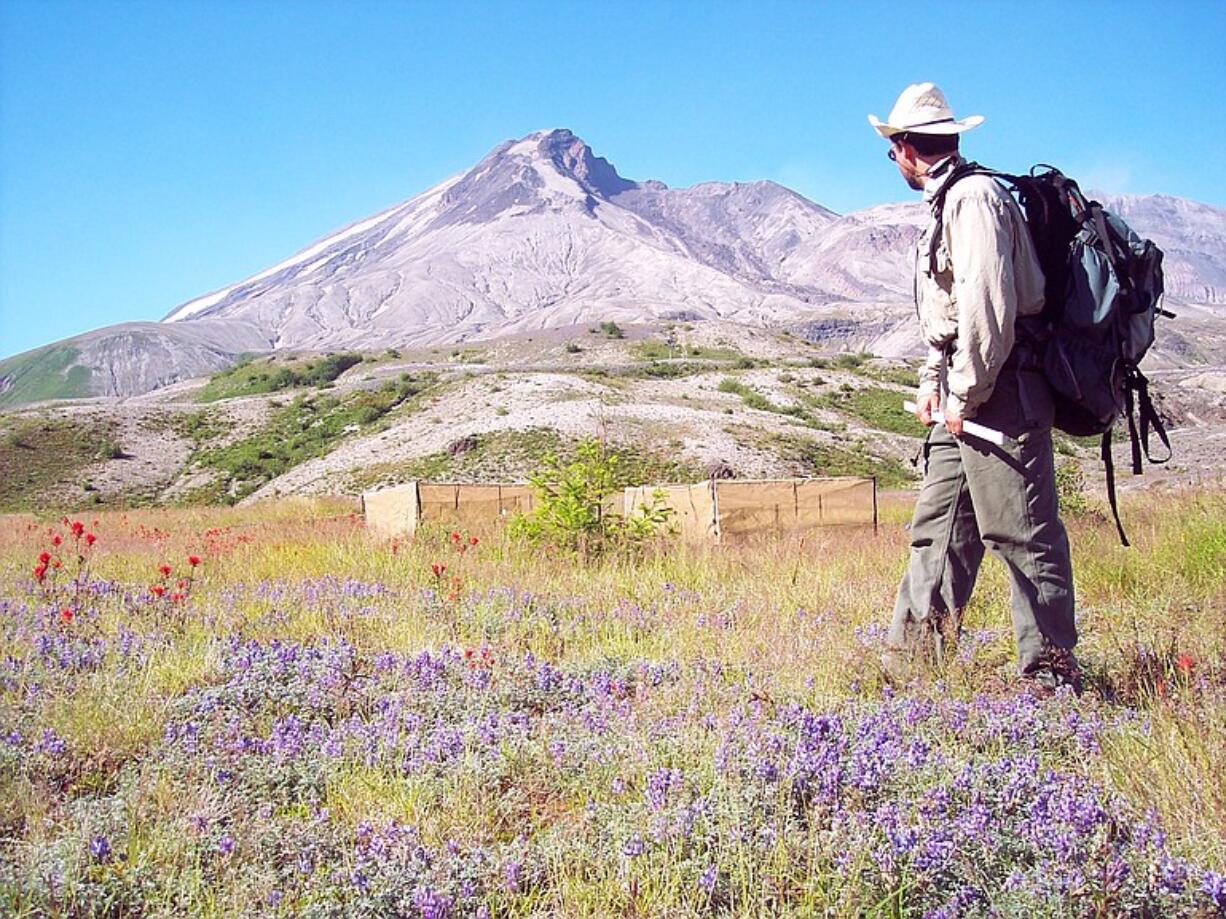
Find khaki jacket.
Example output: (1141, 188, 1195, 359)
(915, 157, 1046, 417)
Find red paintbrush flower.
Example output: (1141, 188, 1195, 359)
(158, 563, 172, 578)
(60, 608, 74, 623)
(151, 584, 166, 597)
(187, 555, 201, 567)
(1176, 654, 1195, 676)
(84, 533, 97, 547)
(71, 521, 84, 538)
(38, 551, 50, 564)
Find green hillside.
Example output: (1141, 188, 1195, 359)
(0, 345, 94, 407)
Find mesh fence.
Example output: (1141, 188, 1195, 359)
(364, 477, 876, 541)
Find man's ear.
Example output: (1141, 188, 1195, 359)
(894, 138, 913, 165)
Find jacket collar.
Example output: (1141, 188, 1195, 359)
(922, 154, 964, 206)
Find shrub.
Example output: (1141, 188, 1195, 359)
(96, 439, 126, 460)
(833, 351, 870, 369)
(597, 321, 625, 339)
(300, 353, 362, 386)
(509, 439, 674, 558)
(718, 378, 804, 418)
(196, 352, 363, 402)
(1056, 459, 1093, 516)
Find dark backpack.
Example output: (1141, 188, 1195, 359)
(931, 162, 1173, 545)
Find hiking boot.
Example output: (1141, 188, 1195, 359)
(881, 646, 912, 685)
(1022, 645, 1083, 698)
(1019, 668, 1060, 699)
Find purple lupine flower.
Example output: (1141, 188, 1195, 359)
(914, 830, 954, 873)
(412, 886, 452, 919)
(622, 835, 645, 858)
(1202, 870, 1226, 909)
(503, 858, 523, 892)
(699, 863, 718, 892)
(217, 835, 235, 855)
(645, 767, 684, 810)
(1104, 857, 1131, 888)
(1158, 857, 1187, 896)
(671, 803, 697, 839)
(37, 728, 66, 757)
(89, 835, 112, 862)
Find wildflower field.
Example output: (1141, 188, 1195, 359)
(1, 490, 1224, 917)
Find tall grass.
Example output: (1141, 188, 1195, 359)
(0, 487, 1223, 914)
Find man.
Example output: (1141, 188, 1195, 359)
(868, 82, 1080, 694)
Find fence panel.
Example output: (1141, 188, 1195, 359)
(362, 482, 420, 538)
(624, 483, 717, 542)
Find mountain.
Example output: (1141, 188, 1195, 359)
(4, 128, 1225, 403)
(161, 130, 838, 347)
(1096, 193, 1226, 306)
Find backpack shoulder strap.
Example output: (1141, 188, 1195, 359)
(926, 162, 1025, 272)
(927, 161, 996, 273)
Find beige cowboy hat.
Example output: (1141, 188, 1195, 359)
(868, 82, 984, 139)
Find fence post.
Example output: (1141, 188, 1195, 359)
(872, 476, 878, 535)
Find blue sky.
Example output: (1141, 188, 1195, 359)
(2, 0, 1223, 359)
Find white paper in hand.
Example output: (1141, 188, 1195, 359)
(902, 401, 1008, 447)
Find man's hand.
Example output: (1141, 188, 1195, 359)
(914, 392, 941, 426)
(944, 405, 964, 438)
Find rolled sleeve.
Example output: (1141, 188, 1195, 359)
(944, 193, 1018, 417)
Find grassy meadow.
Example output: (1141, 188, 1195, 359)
(1, 489, 1224, 916)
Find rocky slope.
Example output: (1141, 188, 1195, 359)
(3, 322, 1224, 515)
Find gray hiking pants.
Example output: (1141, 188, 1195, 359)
(889, 355, 1077, 675)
